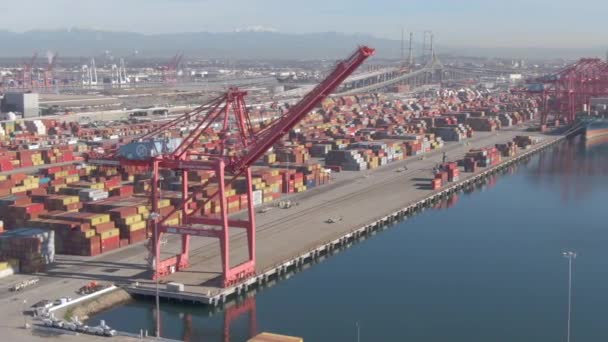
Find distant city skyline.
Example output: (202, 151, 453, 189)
(0, 0, 607, 49)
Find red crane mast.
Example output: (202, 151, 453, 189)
(22, 52, 38, 89)
(161, 52, 182, 84)
(90, 46, 374, 287)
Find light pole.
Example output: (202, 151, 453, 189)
(356, 322, 360, 342)
(22, 299, 28, 328)
(562, 251, 576, 342)
(148, 175, 163, 338)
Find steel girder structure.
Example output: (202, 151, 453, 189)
(89, 46, 374, 287)
(537, 58, 608, 124)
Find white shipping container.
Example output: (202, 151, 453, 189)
(253, 190, 263, 206)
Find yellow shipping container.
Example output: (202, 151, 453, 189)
(248, 332, 303, 342)
(90, 183, 105, 190)
(11, 186, 26, 194)
(49, 184, 67, 193)
(121, 214, 143, 225)
(158, 199, 171, 208)
(63, 196, 80, 205)
(25, 182, 39, 190)
(90, 214, 110, 226)
(77, 229, 96, 239)
(100, 228, 120, 240)
(66, 175, 80, 183)
(128, 221, 146, 231)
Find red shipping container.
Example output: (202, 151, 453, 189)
(0, 179, 14, 189)
(101, 235, 120, 253)
(28, 187, 48, 196)
(127, 229, 147, 244)
(10, 173, 27, 183)
(431, 178, 442, 190)
(94, 221, 115, 234)
(65, 202, 83, 211)
(0, 160, 13, 172)
(44, 166, 61, 175)
(109, 206, 138, 219)
(12, 202, 45, 215)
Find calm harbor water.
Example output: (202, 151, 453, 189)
(90, 137, 608, 342)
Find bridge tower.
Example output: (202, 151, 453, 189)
(408, 32, 415, 67)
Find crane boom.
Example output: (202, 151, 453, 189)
(230, 45, 375, 171)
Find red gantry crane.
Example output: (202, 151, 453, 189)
(21, 52, 38, 89)
(161, 52, 183, 84)
(44, 52, 58, 88)
(90, 46, 374, 287)
(524, 58, 608, 125)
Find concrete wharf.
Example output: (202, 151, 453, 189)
(125, 127, 565, 306)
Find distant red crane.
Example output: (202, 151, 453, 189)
(527, 58, 608, 124)
(21, 52, 38, 89)
(90, 46, 374, 287)
(161, 52, 183, 84)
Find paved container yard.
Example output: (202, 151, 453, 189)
(0, 124, 563, 340)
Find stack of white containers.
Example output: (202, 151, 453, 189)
(325, 150, 367, 171)
(252, 190, 263, 206)
(24, 120, 47, 136)
(78, 189, 109, 202)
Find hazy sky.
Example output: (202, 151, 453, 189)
(1, 0, 607, 48)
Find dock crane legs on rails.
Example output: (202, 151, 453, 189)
(520, 58, 608, 125)
(88, 46, 375, 287)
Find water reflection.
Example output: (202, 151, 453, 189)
(433, 174, 502, 210)
(529, 137, 608, 202)
(89, 294, 258, 342)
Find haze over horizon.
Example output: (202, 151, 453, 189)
(1, 0, 607, 49)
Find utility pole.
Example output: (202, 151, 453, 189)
(148, 175, 163, 338)
(22, 299, 28, 328)
(562, 251, 576, 342)
(356, 322, 360, 342)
